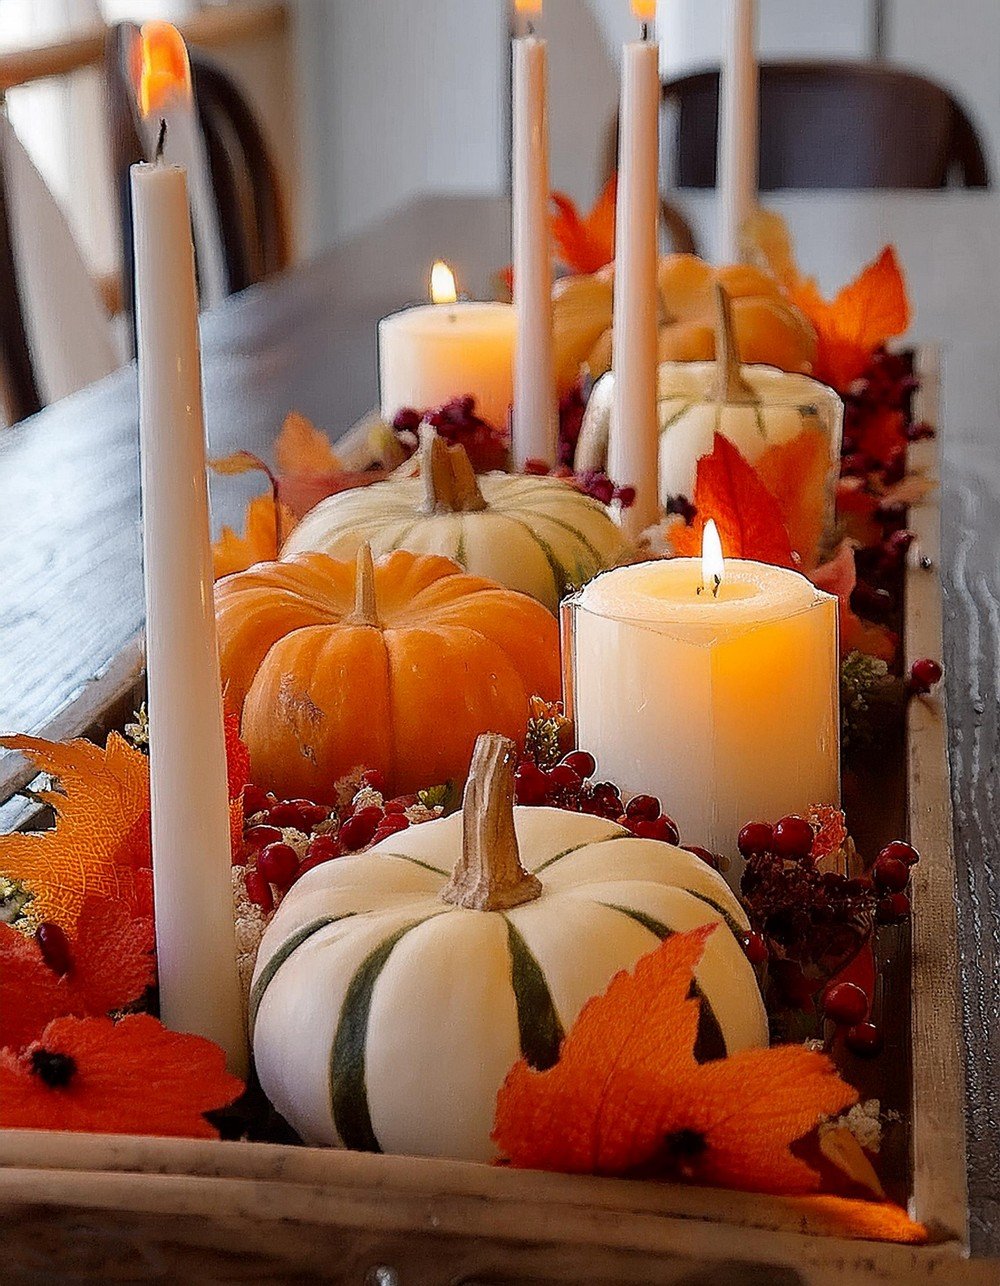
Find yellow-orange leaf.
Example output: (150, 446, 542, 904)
(209, 450, 271, 479)
(0, 734, 152, 929)
(784, 1194, 927, 1245)
(275, 411, 341, 477)
(551, 176, 617, 275)
(493, 926, 858, 1192)
(213, 493, 295, 580)
(755, 428, 832, 572)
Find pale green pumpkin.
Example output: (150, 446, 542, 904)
(250, 734, 768, 1163)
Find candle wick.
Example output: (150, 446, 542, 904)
(154, 118, 167, 163)
(712, 575, 721, 599)
(640, 20, 651, 42)
(526, 19, 535, 37)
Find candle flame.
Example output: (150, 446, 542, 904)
(430, 261, 458, 305)
(137, 21, 192, 119)
(630, 0, 657, 21)
(702, 519, 724, 597)
(515, 0, 543, 12)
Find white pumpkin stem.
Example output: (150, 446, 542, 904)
(714, 282, 759, 407)
(348, 542, 380, 627)
(441, 733, 542, 912)
(418, 424, 487, 515)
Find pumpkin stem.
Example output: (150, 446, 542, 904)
(441, 733, 542, 912)
(418, 425, 488, 515)
(713, 282, 759, 406)
(348, 542, 380, 627)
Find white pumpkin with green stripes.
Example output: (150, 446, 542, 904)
(250, 734, 767, 1163)
(282, 428, 633, 613)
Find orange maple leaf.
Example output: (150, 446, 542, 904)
(785, 1195, 927, 1245)
(0, 714, 250, 929)
(213, 492, 295, 580)
(0, 897, 154, 1051)
(669, 434, 797, 569)
(493, 926, 857, 1192)
(551, 175, 617, 275)
(755, 428, 832, 572)
(0, 1014, 243, 1138)
(274, 410, 341, 477)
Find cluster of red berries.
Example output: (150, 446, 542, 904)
(392, 397, 508, 473)
(840, 348, 924, 483)
(522, 460, 636, 510)
(515, 753, 725, 872)
(738, 815, 920, 1054)
(240, 774, 418, 914)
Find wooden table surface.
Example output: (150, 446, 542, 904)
(1, 191, 998, 1258)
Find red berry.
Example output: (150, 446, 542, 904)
(633, 816, 680, 845)
(298, 804, 331, 830)
(873, 855, 910, 893)
(243, 784, 269, 816)
(294, 857, 326, 881)
(245, 824, 282, 851)
(772, 816, 815, 860)
(515, 761, 549, 806)
(36, 922, 73, 976)
(360, 769, 387, 793)
(737, 822, 774, 858)
(548, 764, 582, 791)
(374, 813, 410, 838)
(306, 835, 341, 862)
(625, 794, 660, 822)
(821, 981, 869, 1026)
(879, 839, 919, 867)
(340, 810, 381, 851)
(258, 842, 299, 890)
(561, 750, 596, 780)
(682, 844, 719, 870)
(245, 871, 274, 913)
(909, 658, 943, 694)
(267, 801, 305, 829)
(845, 1022, 883, 1058)
(741, 931, 768, 966)
(845, 875, 874, 896)
(876, 892, 911, 924)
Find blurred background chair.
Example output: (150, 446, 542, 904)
(104, 21, 291, 349)
(663, 62, 990, 192)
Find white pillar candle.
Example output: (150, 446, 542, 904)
(608, 7, 661, 540)
(379, 265, 517, 433)
(717, 0, 759, 264)
(511, 4, 558, 468)
(138, 21, 228, 308)
(564, 549, 839, 867)
(132, 154, 247, 1074)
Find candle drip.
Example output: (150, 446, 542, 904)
(154, 118, 167, 162)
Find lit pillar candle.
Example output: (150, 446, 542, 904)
(131, 138, 247, 1074)
(717, 0, 759, 264)
(511, 0, 558, 468)
(608, 1, 661, 539)
(136, 22, 228, 308)
(563, 525, 840, 868)
(378, 261, 517, 434)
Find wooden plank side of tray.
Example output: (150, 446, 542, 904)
(905, 347, 969, 1244)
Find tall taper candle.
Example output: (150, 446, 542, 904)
(608, 6, 661, 539)
(717, 0, 759, 264)
(132, 151, 247, 1075)
(512, 2, 557, 468)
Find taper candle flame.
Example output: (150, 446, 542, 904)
(631, 0, 656, 25)
(138, 21, 192, 118)
(430, 260, 458, 305)
(514, 0, 543, 12)
(702, 519, 724, 598)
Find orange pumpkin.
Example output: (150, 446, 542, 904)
(552, 254, 817, 394)
(214, 546, 561, 801)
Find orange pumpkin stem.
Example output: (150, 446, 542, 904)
(347, 543, 380, 627)
(419, 426, 488, 516)
(441, 733, 542, 912)
(713, 282, 759, 406)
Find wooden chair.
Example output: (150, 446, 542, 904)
(661, 62, 991, 192)
(104, 23, 291, 341)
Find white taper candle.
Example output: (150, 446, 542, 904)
(608, 26, 661, 539)
(512, 21, 558, 468)
(717, 0, 759, 264)
(132, 153, 247, 1075)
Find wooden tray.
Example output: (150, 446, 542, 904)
(0, 374, 983, 1284)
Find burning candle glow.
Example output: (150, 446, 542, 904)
(607, 0, 661, 538)
(511, 0, 558, 467)
(378, 263, 517, 434)
(133, 21, 227, 307)
(130, 121, 246, 1068)
(563, 530, 840, 870)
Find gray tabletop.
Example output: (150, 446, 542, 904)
(0, 191, 998, 1254)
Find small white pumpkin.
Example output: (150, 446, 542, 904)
(250, 734, 767, 1163)
(282, 429, 632, 612)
